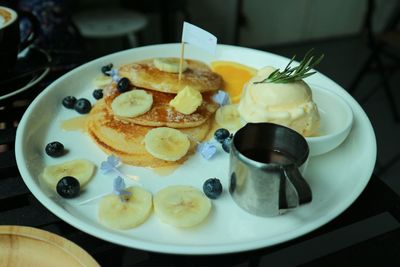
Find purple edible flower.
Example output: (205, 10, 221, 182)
(113, 176, 132, 202)
(100, 155, 120, 174)
(212, 90, 230, 106)
(100, 155, 143, 187)
(110, 69, 120, 82)
(197, 141, 217, 160)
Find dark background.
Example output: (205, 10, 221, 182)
(1, 0, 400, 266)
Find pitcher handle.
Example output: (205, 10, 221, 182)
(18, 10, 40, 52)
(279, 165, 312, 209)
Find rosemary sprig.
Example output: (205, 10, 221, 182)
(254, 49, 324, 84)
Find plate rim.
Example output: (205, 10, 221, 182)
(15, 43, 377, 255)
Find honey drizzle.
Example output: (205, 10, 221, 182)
(152, 165, 180, 176)
(60, 115, 89, 131)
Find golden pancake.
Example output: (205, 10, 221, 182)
(118, 58, 222, 94)
(86, 99, 211, 167)
(104, 87, 218, 128)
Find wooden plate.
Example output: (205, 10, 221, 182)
(0, 226, 99, 267)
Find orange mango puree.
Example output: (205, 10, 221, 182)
(210, 61, 257, 103)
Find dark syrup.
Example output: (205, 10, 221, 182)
(241, 148, 296, 165)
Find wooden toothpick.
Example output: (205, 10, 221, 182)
(178, 41, 185, 86)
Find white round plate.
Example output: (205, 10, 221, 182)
(15, 44, 376, 255)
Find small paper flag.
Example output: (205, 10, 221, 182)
(181, 22, 217, 55)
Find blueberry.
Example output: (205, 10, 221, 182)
(117, 77, 130, 93)
(56, 176, 80, 198)
(92, 89, 103, 100)
(62, 96, 77, 109)
(101, 63, 113, 76)
(203, 178, 223, 199)
(74, 98, 91, 114)
(214, 128, 230, 143)
(222, 134, 233, 153)
(45, 141, 65, 157)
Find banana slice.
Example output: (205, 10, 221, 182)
(215, 104, 244, 131)
(93, 75, 112, 88)
(42, 159, 95, 191)
(144, 127, 190, 161)
(111, 89, 153, 118)
(98, 186, 152, 229)
(153, 185, 211, 228)
(153, 58, 188, 73)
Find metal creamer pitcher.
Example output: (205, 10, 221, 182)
(229, 123, 312, 217)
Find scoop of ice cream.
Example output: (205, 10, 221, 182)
(238, 66, 320, 136)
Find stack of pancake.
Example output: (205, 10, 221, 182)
(86, 58, 222, 167)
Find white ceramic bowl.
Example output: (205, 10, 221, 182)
(306, 85, 354, 156)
